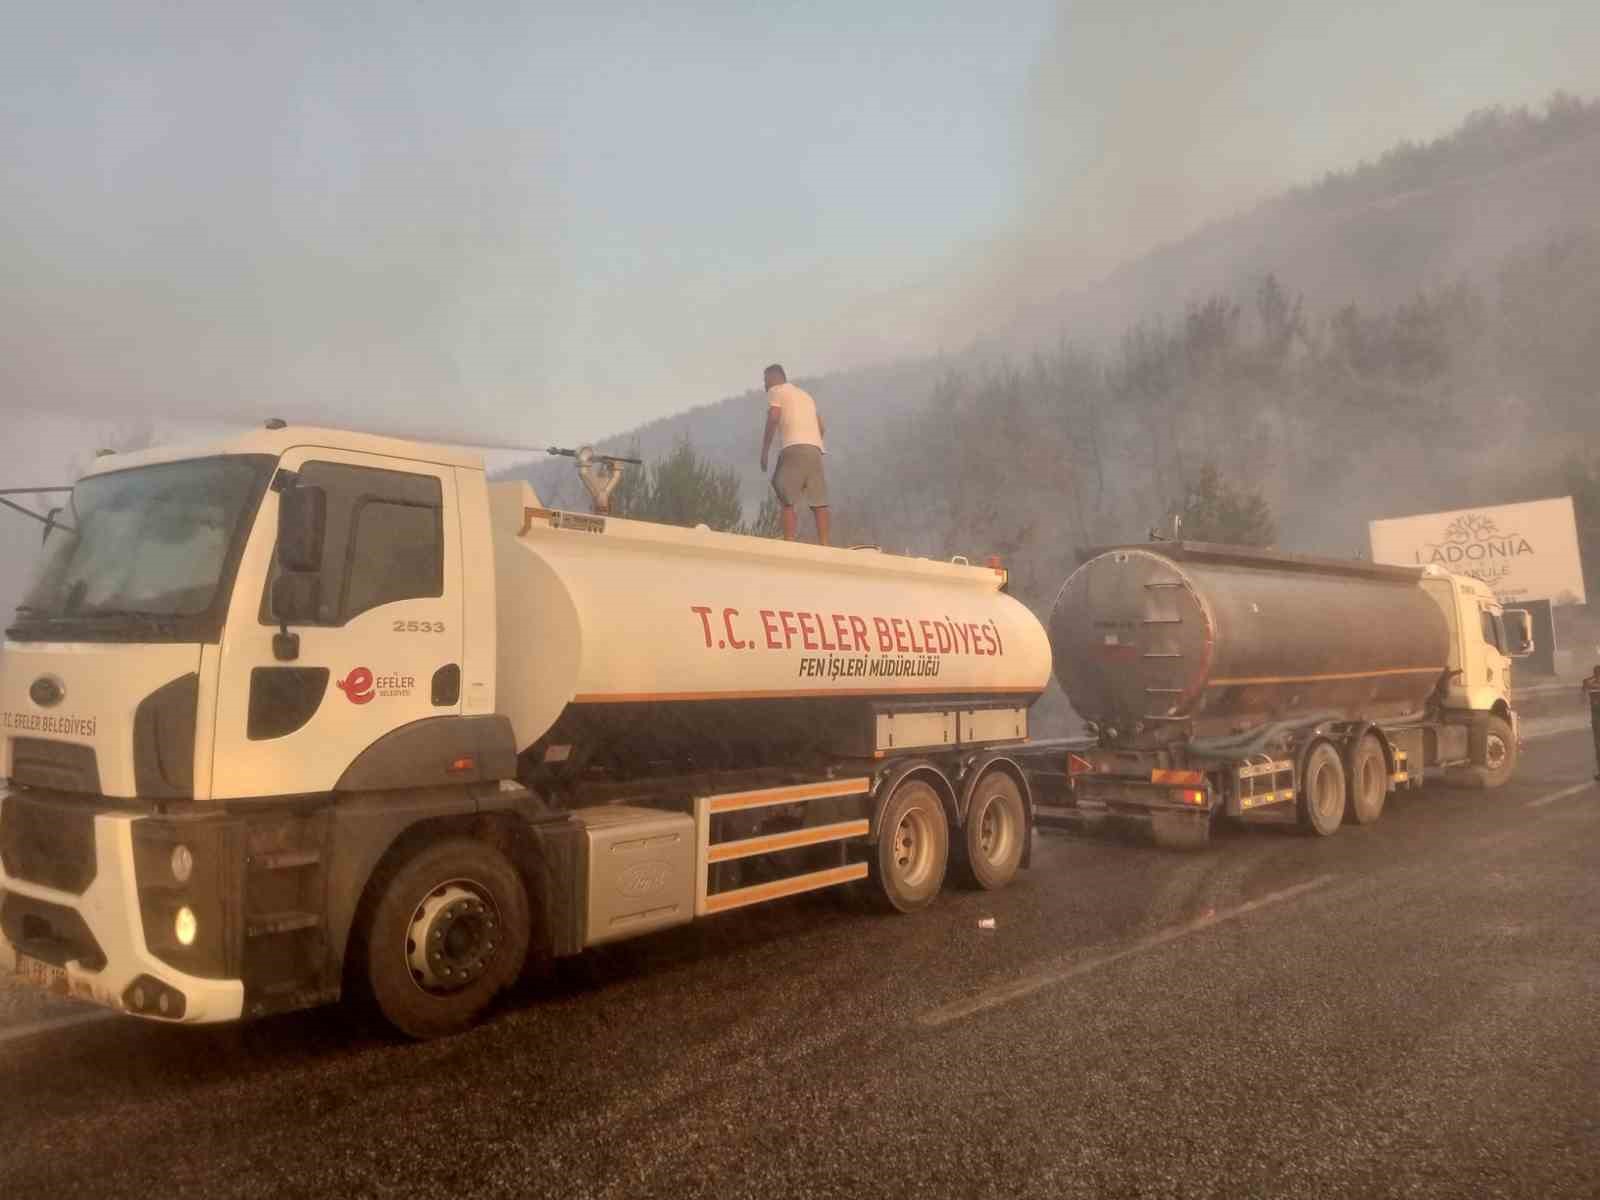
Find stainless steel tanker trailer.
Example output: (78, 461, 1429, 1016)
(1031, 542, 1534, 845)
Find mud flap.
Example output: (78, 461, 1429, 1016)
(1150, 809, 1211, 850)
(1467, 712, 1489, 766)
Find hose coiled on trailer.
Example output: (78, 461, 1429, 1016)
(1183, 711, 1344, 763)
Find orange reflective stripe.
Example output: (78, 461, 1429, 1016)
(707, 777, 870, 814)
(1210, 667, 1439, 686)
(706, 819, 869, 863)
(702, 863, 869, 914)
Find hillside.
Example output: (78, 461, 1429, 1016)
(1003, 104, 1600, 353)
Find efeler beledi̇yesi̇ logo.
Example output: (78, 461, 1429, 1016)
(336, 667, 376, 705)
(336, 667, 415, 704)
(1413, 513, 1533, 583)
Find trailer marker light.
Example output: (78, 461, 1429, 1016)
(174, 906, 198, 947)
(1067, 753, 1094, 775)
(447, 755, 476, 775)
(1177, 788, 1206, 807)
(170, 844, 194, 884)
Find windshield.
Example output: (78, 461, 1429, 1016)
(14, 456, 272, 634)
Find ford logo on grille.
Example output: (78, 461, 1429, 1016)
(30, 676, 64, 707)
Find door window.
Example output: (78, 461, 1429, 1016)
(262, 462, 443, 625)
(1479, 608, 1504, 653)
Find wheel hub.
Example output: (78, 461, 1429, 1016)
(893, 808, 932, 881)
(895, 820, 917, 868)
(1486, 734, 1507, 769)
(979, 805, 1000, 856)
(407, 882, 499, 994)
(1314, 766, 1340, 820)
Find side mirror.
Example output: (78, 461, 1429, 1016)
(275, 485, 326, 573)
(270, 573, 320, 662)
(271, 573, 320, 626)
(1502, 608, 1535, 658)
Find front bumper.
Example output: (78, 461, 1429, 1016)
(0, 790, 244, 1024)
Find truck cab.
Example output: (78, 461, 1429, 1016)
(1, 426, 514, 1023)
(1421, 565, 1527, 722)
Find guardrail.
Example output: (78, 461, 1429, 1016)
(692, 777, 872, 916)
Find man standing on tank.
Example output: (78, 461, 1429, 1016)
(759, 363, 830, 546)
(1583, 664, 1600, 781)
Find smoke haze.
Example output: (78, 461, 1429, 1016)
(7, 3, 1600, 444)
(6, 3, 1600, 632)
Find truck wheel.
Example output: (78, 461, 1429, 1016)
(1456, 715, 1518, 790)
(872, 779, 949, 913)
(356, 837, 531, 1040)
(1346, 735, 1387, 825)
(1297, 743, 1346, 836)
(958, 769, 1026, 890)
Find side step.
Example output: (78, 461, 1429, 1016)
(246, 911, 322, 939)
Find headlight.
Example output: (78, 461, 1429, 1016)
(174, 906, 198, 947)
(170, 844, 194, 884)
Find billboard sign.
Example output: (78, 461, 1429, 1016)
(1368, 496, 1586, 605)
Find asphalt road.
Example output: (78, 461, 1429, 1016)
(2, 723, 1597, 1200)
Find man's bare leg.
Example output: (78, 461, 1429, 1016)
(813, 506, 831, 547)
(781, 505, 798, 540)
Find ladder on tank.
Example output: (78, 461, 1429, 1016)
(1141, 577, 1190, 722)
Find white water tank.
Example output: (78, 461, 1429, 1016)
(488, 484, 1051, 766)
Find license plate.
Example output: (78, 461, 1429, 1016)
(15, 952, 67, 995)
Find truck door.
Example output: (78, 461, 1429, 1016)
(1476, 602, 1512, 695)
(210, 448, 465, 800)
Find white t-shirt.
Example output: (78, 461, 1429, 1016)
(767, 382, 824, 451)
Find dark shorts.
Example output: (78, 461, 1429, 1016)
(772, 445, 828, 507)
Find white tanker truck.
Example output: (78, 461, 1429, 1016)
(0, 424, 1051, 1036)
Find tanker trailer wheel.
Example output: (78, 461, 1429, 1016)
(1451, 714, 1518, 790)
(1297, 743, 1347, 837)
(871, 778, 950, 913)
(958, 769, 1026, 891)
(354, 837, 531, 1039)
(1345, 735, 1388, 826)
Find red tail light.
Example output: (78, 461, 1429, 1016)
(1152, 768, 1204, 786)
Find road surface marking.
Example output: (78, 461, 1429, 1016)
(917, 874, 1338, 1029)
(1525, 781, 1597, 809)
(1522, 718, 1593, 742)
(0, 1010, 113, 1046)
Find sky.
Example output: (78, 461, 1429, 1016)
(2, 0, 1599, 458)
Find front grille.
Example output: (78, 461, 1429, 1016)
(10, 738, 101, 795)
(0, 792, 98, 893)
(0, 891, 106, 970)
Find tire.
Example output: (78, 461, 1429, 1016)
(958, 769, 1026, 890)
(1345, 734, 1387, 826)
(1297, 743, 1346, 836)
(871, 778, 950, 913)
(1456, 714, 1518, 790)
(354, 837, 531, 1040)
